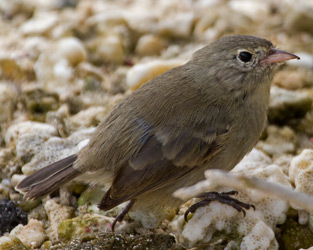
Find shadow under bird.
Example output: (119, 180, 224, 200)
(16, 35, 300, 230)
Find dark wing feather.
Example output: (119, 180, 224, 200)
(99, 122, 229, 210)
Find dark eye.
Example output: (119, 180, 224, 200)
(238, 51, 252, 62)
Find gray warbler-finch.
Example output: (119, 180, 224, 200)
(16, 35, 299, 230)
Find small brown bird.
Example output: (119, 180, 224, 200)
(16, 35, 299, 229)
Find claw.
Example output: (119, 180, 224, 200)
(184, 191, 255, 222)
(110, 200, 135, 232)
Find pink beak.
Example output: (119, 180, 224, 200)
(260, 48, 300, 65)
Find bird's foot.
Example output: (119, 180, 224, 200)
(111, 200, 135, 231)
(184, 191, 255, 222)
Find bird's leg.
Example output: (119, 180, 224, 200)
(184, 191, 255, 221)
(111, 200, 135, 231)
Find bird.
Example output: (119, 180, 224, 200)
(16, 35, 299, 230)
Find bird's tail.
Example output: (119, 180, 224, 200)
(15, 154, 81, 200)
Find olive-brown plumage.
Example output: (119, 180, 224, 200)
(16, 35, 299, 228)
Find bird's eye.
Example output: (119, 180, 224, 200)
(238, 51, 252, 62)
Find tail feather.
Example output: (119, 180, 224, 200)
(16, 154, 80, 200)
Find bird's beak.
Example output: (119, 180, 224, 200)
(260, 48, 300, 65)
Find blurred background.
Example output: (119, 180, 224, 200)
(0, 0, 313, 249)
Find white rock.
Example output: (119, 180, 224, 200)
(158, 12, 195, 38)
(240, 221, 276, 250)
(5, 121, 57, 161)
(5, 121, 56, 144)
(229, 0, 268, 20)
(13, 219, 46, 248)
(126, 60, 185, 90)
(289, 149, 313, 205)
(95, 35, 124, 65)
(34, 37, 86, 94)
(256, 126, 297, 157)
(44, 198, 72, 243)
(21, 127, 94, 175)
(135, 34, 166, 56)
(175, 149, 290, 248)
(55, 37, 86, 67)
(68, 106, 107, 129)
(19, 11, 58, 35)
(0, 83, 18, 123)
(86, 11, 126, 34)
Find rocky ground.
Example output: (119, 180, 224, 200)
(1, 0, 313, 249)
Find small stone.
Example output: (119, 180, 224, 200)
(19, 11, 58, 36)
(135, 34, 166, 56)
(5, 121, 58, 163)
(256, 125, 297, 157)
(0, 59, 24, 81)
(126, 60, 185, 90)
(272, 69, 304, 90)
(0, 198, 27, 236)
(44, 198, 73, 243)
(229, 0, 268, 20)
(14, 219, 46, 248)
(158, 12, 195, 39)
(289, 149, 313, 201)
(20, 127, 94, 175)
(87, 35, 124, 65)
(68, 106, 107, 129)
(268, 86, 312, 125)
(55, 37, 86, 67)
(0, 83, 18, 123)
(240, 221, 275, 250)
(34, 37, 86, 95)
(193, 7, 253, 41)
(297, 109, 313, 136)
(285, 4, 313, 35)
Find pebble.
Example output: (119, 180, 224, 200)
(289, 149, 313, 199)
(272, 70, 304, 90)
(4, 121, 58, 162)
(158, 12, 195, 38)
(13, 219, 46, 248)
(285, 4, 313, 35)
(256, 125, 297, 157)
(126, 60, 185, 90)
(44, 198, 73, 243)
(175, 149, 289, 248)
(19, 11, 58, 36)
(268, 86, 312, 125)
(0, 83, 18, 123)
(88, 35, 124, 65)
(135, 34, 166, 56)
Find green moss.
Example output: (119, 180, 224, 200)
(278, 217, 313, 250)
(40, 241, 52, 250)
(58, 218, 76, 242)
(0, 236, 28, 250)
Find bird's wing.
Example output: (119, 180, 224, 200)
(99, 120, 231, 210)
